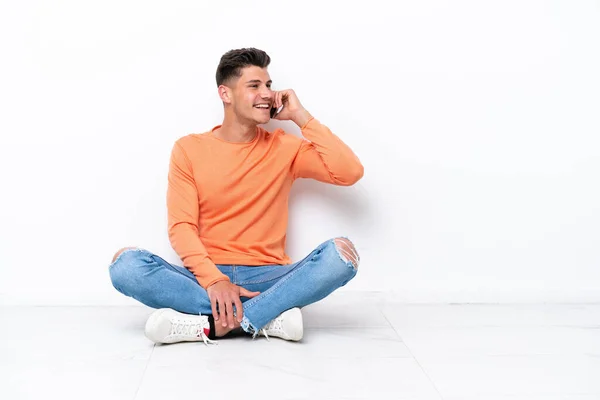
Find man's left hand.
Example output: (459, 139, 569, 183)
(272, 89, 313, 127)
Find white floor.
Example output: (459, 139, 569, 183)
(2, 293, 600, 400)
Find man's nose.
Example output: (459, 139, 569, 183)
(260, 87, 273, 100)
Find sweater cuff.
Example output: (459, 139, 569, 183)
(199, 274, 230, 290)
(300, 116, 316, 130)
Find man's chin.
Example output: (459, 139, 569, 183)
(242, 110, 270, 125)
(252, 109, 271, 123)
(254, 116, 270, 125)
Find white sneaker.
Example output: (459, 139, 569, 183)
(144, 308, 217, 345)
(257, 307, 303, 342)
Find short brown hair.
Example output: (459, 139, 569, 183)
(216, 48, 271, 86)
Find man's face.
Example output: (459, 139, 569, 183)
(227, 66, 274, 125)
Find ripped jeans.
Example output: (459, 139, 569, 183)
(108, 237, 359, 334)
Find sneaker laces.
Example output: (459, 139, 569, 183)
(171, 319, 218, 346)
(258, 315, 285, 342)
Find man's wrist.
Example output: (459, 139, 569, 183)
(204, 276, 230, 290)
(292, 109, 313, 128)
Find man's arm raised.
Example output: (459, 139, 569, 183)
(272, 89, 364, 185)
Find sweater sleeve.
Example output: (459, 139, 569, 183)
(291, 117, 364, 185)
(166, 141, 230, 289)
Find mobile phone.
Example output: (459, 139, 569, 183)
(270, 104, 284, 118)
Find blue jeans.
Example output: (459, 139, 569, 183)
(108, 237, 358, 334)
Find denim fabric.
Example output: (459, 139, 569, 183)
(108, 237, 358, 333)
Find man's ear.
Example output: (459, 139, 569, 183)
(218, 85, 232, 104)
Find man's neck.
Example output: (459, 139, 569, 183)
(214, 115, 258, 143)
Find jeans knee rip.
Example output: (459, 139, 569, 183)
(108, 247, 145, 269)
(333, 237, 359, 270)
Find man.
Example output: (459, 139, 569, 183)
(109, 48, 364, 345)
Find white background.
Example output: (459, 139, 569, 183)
(1, 0, 599, 305)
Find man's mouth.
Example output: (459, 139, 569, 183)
(254, 103, 270, 110)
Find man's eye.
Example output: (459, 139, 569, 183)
(251, 84, 258, 88)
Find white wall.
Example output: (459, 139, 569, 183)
(1, 0, 599, 305)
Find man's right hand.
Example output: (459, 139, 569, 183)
(206, 280, 260, 328)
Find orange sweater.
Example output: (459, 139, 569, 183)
(166, 117, 364, 288)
